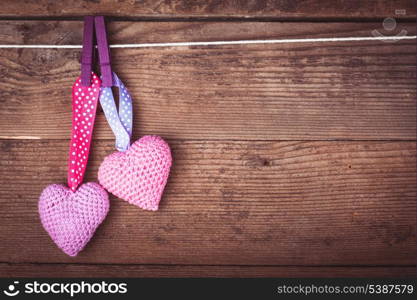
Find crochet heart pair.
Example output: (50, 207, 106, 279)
(39, 135, 172, 256)
(39, 16, 172, 257)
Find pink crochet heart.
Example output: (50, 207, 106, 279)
(39, 182, 109, 256)
(98, 135, 172, 211)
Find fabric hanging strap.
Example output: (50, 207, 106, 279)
(94, 16, 133, 152)
(99, 72, 133, 151)
(68, 17, 102, 191)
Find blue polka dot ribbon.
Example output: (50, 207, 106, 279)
(99, 72, 133, 152)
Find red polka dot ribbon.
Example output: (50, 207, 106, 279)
(67, 16, 102, 192)
(68, 74, 101, 191)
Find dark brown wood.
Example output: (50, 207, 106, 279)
(0, 15, 415, 277)
(0, 140, 415, 265)
(0, 21, 415, 140)
(0, 264, 415, 278)
(0, 0, 414, 19)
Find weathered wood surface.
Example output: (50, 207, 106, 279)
(0, 13, 415, 277)
(0, 21, 415, 140)
(0, 0, 415, 19)
(0, 264, 415, 278)
(0, 140, 415, 265)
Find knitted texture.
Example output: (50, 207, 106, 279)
(98, 135, 172, 211)
(39, 182, 109, 256)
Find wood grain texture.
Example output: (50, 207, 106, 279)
(0, 140, 415, 265)
(0, 0, 414, 19)
(0, 15, 415, 277)
(0, 264, 415, 278)
(0, 21, 415, 140)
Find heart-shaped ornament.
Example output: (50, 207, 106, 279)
(98, 135, 172, 211)
(39, 182, 109, 256)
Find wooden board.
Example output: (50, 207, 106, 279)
(0, 21, 415, 140)
(0, 0, 415, 19)
(0, 140, 415, 265)
(0, 264, 415, 278)
(0, 12, 415, 277)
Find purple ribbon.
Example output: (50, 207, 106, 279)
(93, 16, 133, 151)
(99, 73, 133, 151)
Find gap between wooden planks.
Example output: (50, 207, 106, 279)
(0, 0, 414, 20)
(0, 264, 415, 278)
(0, 140, 415, 265)
(0, 21, 415, 140)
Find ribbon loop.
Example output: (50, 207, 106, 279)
(68, 74, 101, 191)
(68, 16, 102, 191)
(93, 16, 133, 152)
(99, 72, 133, 151)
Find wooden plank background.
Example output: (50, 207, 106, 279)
(0, 0, 415, 20)
(0, 1, 415, 277)
(1, 22, 416, 140)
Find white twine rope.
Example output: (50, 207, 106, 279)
(0, 35, 415, 48)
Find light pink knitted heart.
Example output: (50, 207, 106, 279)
(98, 135, 172, 211)
(39, 182, 109, 256)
